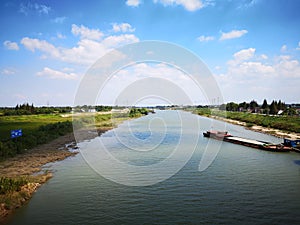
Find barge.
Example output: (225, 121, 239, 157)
(203, 130, 292, 152)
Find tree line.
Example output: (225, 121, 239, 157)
(0, 103, 72, 116)
(0, 104, 116, 116)
(219, 99, 298, 116)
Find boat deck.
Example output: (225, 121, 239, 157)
(225, 136, 268, 146)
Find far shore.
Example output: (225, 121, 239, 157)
(209, 115, 300, 140)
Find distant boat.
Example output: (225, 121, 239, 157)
(203, 130, 292, 152)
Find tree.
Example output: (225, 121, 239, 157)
(238, 102, 248, 111)
(249, 100, 258, 110)
(226, 102, 239, 111)
(269, 100, 278, 115)
(262, 99, 268, 109)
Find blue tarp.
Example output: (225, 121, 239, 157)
(11, 129, 22, 138)
(284, 138, 300, 147)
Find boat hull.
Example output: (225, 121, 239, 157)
(203, 131, 292, 152)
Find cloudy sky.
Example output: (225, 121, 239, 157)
(1, 0, 300, 106)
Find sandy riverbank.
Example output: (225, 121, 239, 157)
(0, 127, 112, 222)
(210, 115, 300, 140)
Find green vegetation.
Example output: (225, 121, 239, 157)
(193, 108, 300, 133)
(129, 108, 149, 117)
(0, 103, 71, 116)
(0, 177, 28, 195)
(0, 117, 73, 159)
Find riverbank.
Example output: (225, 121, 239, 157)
(0, 127, 112, 223)
(209, 115, 300, 140)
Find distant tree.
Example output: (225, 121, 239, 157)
(249, 100, 258, 110)
(262, 99, 268, 109)
(238, 102, 248, 111)
(269, 100, 278, 115)
(226, 102, 239, 111)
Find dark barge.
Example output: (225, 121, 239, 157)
(203, 131, 292, 152)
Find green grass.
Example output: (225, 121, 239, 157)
(0, 114, 71, 141)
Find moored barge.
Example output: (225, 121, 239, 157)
(203, 130, 292, 152)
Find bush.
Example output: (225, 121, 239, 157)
(0, 177, 28, 194)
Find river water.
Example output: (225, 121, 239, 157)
(6, 110, 300, 225)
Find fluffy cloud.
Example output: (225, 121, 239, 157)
(1, 68, 16, 75)
(21, 25, 139, 65)
(36, 67, 78, 80)
(219, 29, 248, 41)
(112, 23, 135, 33)
(153, 0, 206, 11)
(233, 48, 255, 61)
(71, 24, 104, 40)
(280, 44, 287, 52)
(215, 48, 300, 102)
(3, 40, 19, 50)
(99, 62, 206, 105)
(275, 56, 300, 78)
(197, 35, 214, 42)
(19, 2, 51, 15)
(57, 33, 66, 39)
(126, 0, 141, 7)
(296, 42, 300, 50)
(21, 37, 60, 58)
(52, 17, 67, 24)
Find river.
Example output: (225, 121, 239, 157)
(6, 110, 300, 225)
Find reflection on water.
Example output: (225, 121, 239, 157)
(7, 110, 300, 225)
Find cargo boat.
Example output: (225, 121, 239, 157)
(203, 130, 292, 152)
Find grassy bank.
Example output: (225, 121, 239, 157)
(0, 114, 74, 159)
(193, 108, 300, 134)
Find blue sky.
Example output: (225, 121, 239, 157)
(1, 0, 300, 106)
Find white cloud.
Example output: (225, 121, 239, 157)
(280, 44, 287, 52)
(237, 0, 259, 9)
(102, 34, 139, 48)
(19, 2, 51, 15)
(52, 17, 67, 24)
(275, 56, 300, 78)
(296, 42, 300, 50)
(153, 0, 206, 11)
(219, 29, 248, 41)
(112, 23, 135, 33)
(57, 33, 66, 39)
(197, 35, 214, 42)
(99, 62, 206, 105)
(233, 48, 255, 61)
(215, 48, 300, 102)
(71, 24, 104, 40)
(36, 67, 78, 80)
(21, 37, 60, 58)
(1, 68, 16, 75)
(126, 0, 141, 7)
(260, 54, 268, 60)
(21, 25, 139, 65)
(3, 40, 19, 50)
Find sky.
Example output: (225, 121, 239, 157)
(1, 0, 300, 106)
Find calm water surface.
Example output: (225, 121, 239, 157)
(6, 110, 300, 225)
